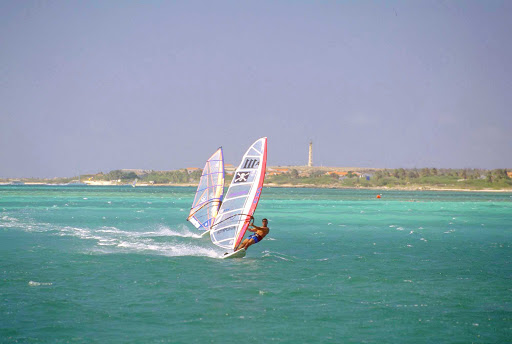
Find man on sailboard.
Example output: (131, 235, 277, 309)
(237, 218, 269, 251)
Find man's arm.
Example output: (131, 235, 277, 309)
(248, 224, 262, 232)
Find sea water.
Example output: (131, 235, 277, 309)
(0, 186, 510, 343)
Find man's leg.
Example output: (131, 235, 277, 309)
(242, 238, 255, 250)
(237, 238, 249, 250)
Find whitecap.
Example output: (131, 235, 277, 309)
(28, 281, 52, 286)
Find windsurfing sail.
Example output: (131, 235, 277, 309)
(132, 178, 137, 187)
(187, 148, 225, 230)
(210, 137, 267, 251)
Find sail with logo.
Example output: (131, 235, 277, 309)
(187, 148, 225, 233)
(210, 138, 267, 252)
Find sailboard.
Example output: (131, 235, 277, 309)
(187, 148, 225, 232)
(222, 248, 246, 259)
(210, 137, 267, 253)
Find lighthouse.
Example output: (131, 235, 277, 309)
(308, 141, 313, 167)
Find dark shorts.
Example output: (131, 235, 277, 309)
(248, 234, 262, 244)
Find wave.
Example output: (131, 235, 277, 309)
(113, 240, 219, 258)
(1, 213, 219, 258)
(28, 281, 53, 286)
(141, 225, 202, 238)
(261, 250, 296, 261)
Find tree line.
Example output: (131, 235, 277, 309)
(266, 168, 511, 189)
(93, 169, 203, 184)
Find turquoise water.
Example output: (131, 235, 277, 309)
(1, 186, 511, 343)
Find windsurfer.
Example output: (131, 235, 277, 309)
(237, 218, 269, 251)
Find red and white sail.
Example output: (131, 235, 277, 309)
(210, 138, 267, 251)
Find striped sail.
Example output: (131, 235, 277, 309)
(210, 138, 267, 250)
(187, 148, 225, 230)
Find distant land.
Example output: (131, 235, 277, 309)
(1, 166, 512, 192)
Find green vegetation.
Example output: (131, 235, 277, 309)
(143, 170, 192, 184)
(266, 168, 512, 190)
(2, 167, 510, 191)
(93, 169, 198, 184)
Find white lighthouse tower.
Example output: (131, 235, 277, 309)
(308, 141, 313, 167)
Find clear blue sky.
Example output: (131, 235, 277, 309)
(1, 1, 511, 178)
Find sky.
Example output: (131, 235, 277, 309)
(1, 1, 511, 178)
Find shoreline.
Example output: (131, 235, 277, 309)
(3, 182, 511, 193)
(265, 183, 512, 193)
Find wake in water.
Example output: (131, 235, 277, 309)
(261, 250, 296, 262)
(1, 214, 222, 258)
(85, 224, 222, 258)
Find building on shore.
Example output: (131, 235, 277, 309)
(186, 167, 201, 174)
(308, 141, 313, 167)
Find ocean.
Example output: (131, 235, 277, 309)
(1, 185, 511, 343)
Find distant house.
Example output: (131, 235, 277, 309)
(225, 164, 236, 173)
(120, 169, 151, 177)
(266, 168, 290, 176)
(508, 172, 512, 179)
(325, 171, 348, 177)
(325, 171, 362, 178)
(186, 167, 201, 174)
(360, 173, 373, 181)
(276, 168, 290, 174)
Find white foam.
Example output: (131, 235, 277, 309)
(114, 240, 219, 258)
(261, 250, 295, 261)
(142, 225, 201, 238)
(5, 215, 220, 258)
(28, 281, 52, 286)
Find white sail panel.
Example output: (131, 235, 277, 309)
(187, 148, 225, 230)
(210, 138, 267, 250)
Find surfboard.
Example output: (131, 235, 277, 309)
(222, 248, 246, 259)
